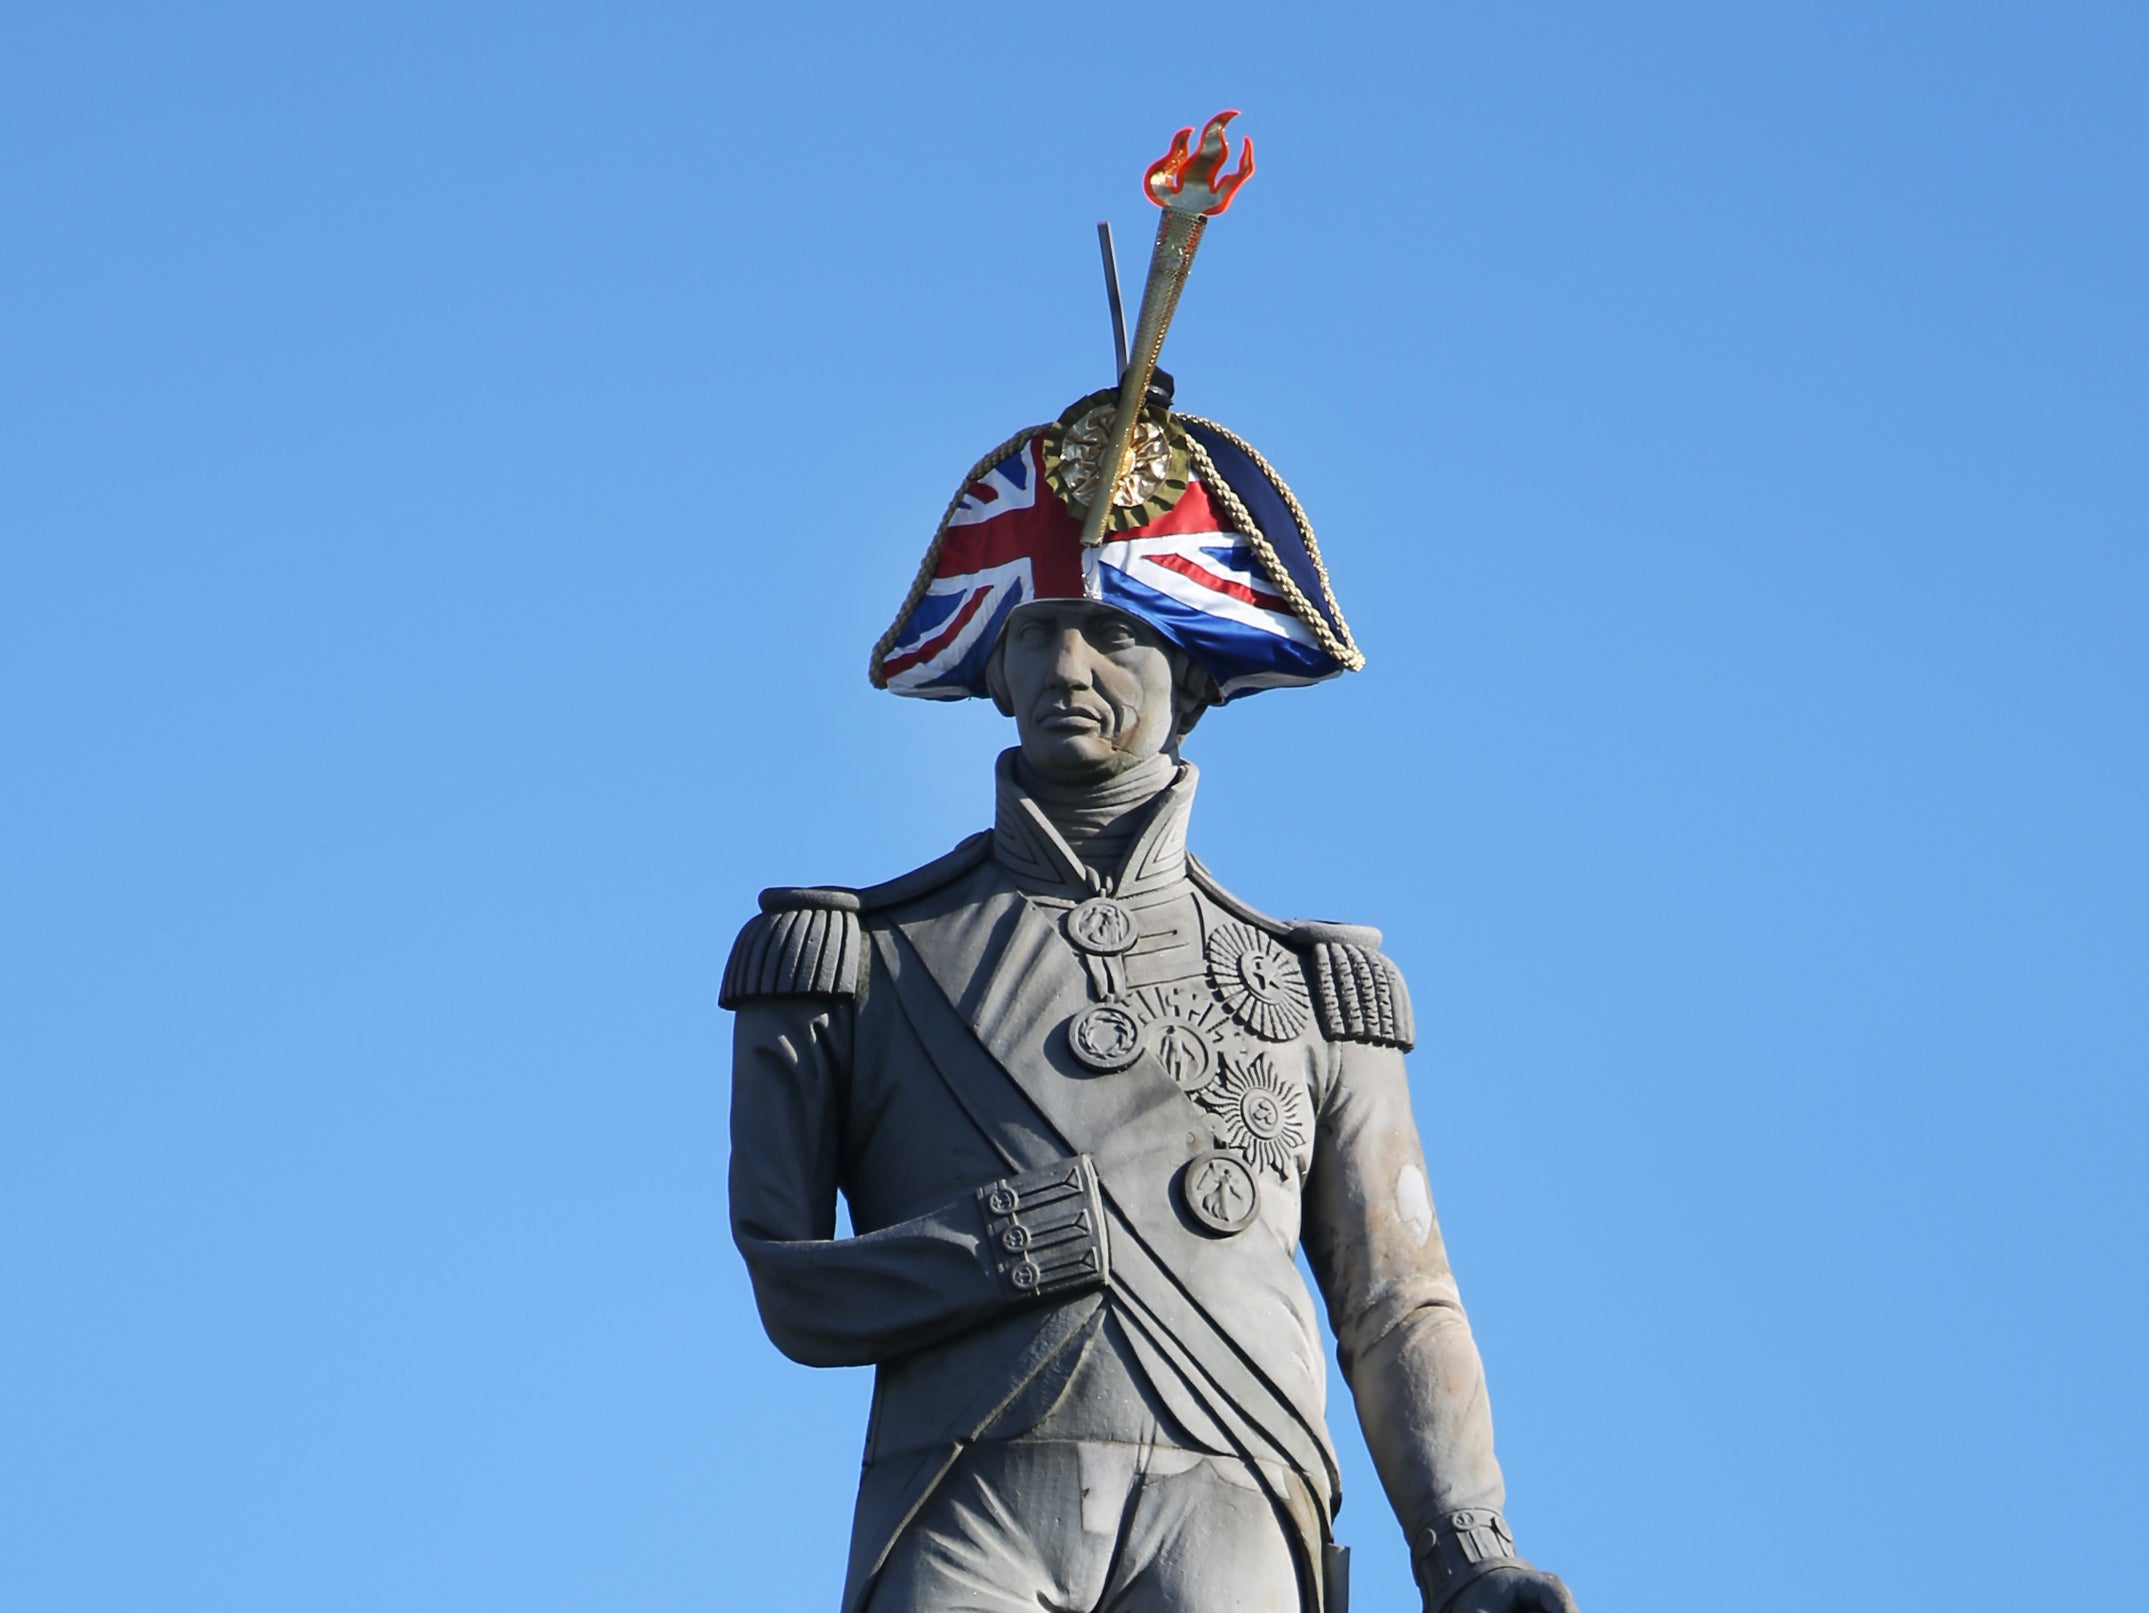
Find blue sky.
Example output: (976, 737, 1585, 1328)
(3, 5, 2143, 1609)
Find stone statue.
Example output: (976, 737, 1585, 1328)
(724, 114, 1577, 1613)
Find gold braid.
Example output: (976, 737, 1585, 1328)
(868, 425, 1046, 689)
(1178, 416, 1365, 672)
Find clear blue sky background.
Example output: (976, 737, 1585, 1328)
(4, 5, 2143, 1610)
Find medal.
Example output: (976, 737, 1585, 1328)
(1181, 1149, 1261, 1235)
(1197, 1051, 1311, 1181)
(1066, 895, 1139, 955)
(1067, 1002, 1144, 1072)
(1150, 1020, 1215, 1094)
(1204, 921, 1311, 1041)
(1123, 980, 1231, 1095)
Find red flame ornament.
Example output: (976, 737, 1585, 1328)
(1144, 110, 1255, 216)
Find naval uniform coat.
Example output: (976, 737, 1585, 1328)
(726, 756, 1508, 1613)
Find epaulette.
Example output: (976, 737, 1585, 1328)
(1293, 920, 1416, 1052)
(720, 834, 996, 1011)
(1186, 855, 1414, 1050)
(720, 888, 864, 1010)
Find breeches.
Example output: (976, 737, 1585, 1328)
(865, 1438, 1306, 1613)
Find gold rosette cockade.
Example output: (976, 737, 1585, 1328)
(1039, 386, 1193, 534)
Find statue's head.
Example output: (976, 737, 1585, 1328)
(985, 600, 1217, 785)
(868, 382, 1364, 725)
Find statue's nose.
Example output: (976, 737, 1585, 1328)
(1048, 631, 1093, 688)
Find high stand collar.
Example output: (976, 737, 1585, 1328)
(991, 748, 1198, 899)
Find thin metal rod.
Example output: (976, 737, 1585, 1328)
(1096, 222, 1130, 379)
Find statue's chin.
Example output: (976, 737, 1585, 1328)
(1018, 732, 1146, 788)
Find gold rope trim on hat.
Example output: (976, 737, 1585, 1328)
(868, 425, 1047, 690)
(1177, 416, 1365, 672)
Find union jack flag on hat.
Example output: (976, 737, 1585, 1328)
(869, 387, 1363, 703)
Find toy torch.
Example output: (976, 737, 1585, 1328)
(1076, 110, 1255, 550)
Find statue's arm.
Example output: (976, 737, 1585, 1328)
(726, 998, 1004, 1368)
(1304, 1037, 1506, 1522)
(728, 997, 1103, 1369)
(1304, 1040, 1576, 1612)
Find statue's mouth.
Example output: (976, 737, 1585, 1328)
(1039, 705, 1108, 735)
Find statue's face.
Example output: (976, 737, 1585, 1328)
(999, 601, 1181, 785)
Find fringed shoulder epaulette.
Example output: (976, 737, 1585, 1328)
(1291, 920, 1415, 1051)
(720, 888, 864, 1010)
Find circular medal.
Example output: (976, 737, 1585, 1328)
(1204, 922, 1312, 1041)
(1149, 1021, 1215, 1094)
(1068, 1002, 1143, 1072)
(1066, 896, 1139, 956)
(1181, 1150, 1261, 1236)
(1120, 981, 1232, 1096)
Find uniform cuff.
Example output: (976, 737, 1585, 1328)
(1413, 1508, 1526, 1612)
(976, 1156, 1109, 1301)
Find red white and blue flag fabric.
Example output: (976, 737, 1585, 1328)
(873, 418, 1356, 703)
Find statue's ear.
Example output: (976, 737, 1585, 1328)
(1171, 650, 1219, 744)
(984, 637, 1015, 717)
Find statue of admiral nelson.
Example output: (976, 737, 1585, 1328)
(722, 364, 1580, 1613)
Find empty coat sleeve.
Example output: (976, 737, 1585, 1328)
(728, 997, 1011, 1368)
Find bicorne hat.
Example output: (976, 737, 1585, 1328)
(868, 379, 1362, 704)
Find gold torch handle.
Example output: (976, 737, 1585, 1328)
(1076, 210, 1207, 549)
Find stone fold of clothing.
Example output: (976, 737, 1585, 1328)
(1010, 749, 1180, 882)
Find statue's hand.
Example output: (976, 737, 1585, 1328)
(1437, 1565, 1579, 1613)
